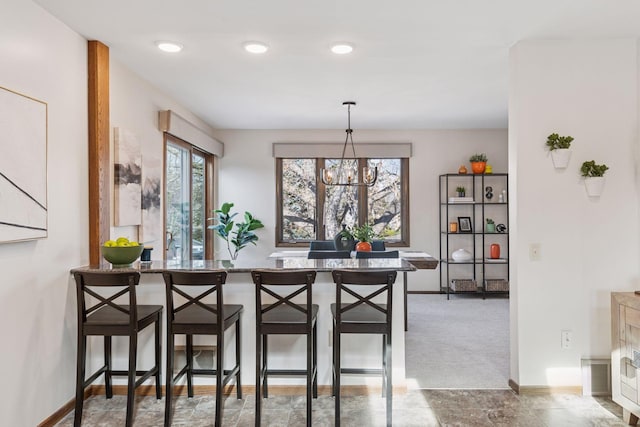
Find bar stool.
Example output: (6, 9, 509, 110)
(162, 271, 242, 427)
(251, 269, 318, 427)
(331, 269, 397, 427)
(73, 271, 162, 427)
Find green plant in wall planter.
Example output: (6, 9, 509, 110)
(208, 202, 264, 260)
(580, 160, 609, 197)
(546, 133, 574, 169)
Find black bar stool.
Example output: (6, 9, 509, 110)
(73, 271, 162, 427)
(251, 269, 318, 427)
(162, 271, 242, 427)
(331, 269, 397, 427)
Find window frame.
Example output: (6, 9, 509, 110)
(276, 157, 409, 247)
(164, 133, 215, 260)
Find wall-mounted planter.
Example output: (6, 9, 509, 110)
(584, 177, 605, 197)
(550, 149, 571, 169)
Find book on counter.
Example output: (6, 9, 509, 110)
(448, 197, 474, 203)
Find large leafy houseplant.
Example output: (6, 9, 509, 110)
(208, 202, 264, 260)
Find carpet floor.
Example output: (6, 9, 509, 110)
(405, 293, 510, 389)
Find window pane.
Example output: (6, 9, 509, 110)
(166, 143, 190, 261)
(282, 159, 316, 240)
(191, 152, 205, 260)
(368, 159, 402, 241)
(324, 158, 358, 239)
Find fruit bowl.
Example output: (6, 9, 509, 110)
(101, 245, 144, 267)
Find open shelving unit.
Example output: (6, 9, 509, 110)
(438, 173, 510, 299)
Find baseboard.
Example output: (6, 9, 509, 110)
(508, 379, 582, 395)
(39, 383, 407, 425)
(407, 290, 442, 294)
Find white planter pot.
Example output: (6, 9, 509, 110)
(550, 149, 571, 169)
(584, 176, 605, 197)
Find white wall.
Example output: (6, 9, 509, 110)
(212, 129, 508, 291)
(0, 1, 88, 425)
(509, 39, 640, 387)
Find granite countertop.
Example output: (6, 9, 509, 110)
(71, 257, 418, 274)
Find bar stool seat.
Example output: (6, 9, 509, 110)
(73, 271, 162, 427)
(171, 304, 244, 332)
(252, 269, 318, 427)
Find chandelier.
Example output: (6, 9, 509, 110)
(320, 101, 378, 187)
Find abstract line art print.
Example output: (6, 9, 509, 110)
(0, 86, 48, 243)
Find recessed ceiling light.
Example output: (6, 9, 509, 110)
(331, 43, 354, 55)
(155, 41, 183, 53)
(243, 42, 269, 54)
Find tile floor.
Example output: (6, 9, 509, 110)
(55, 389, 628, 426)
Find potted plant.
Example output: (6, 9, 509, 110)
(546, 133, 574, 169)
(208, 202, 264, 260)
(469, 153, 488, 174)
(455, 186, 466, 197)
(580, 160, 609, 197)
(486, 218, 496, 233)
(351, 223, 376, 252)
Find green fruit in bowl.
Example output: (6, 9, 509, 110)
(104, 240, 117, 247)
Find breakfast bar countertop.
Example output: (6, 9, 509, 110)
(70, 257, 419, 274)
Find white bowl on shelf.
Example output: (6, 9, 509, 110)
(451, 249, 472, 262)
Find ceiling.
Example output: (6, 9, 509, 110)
(34, 0, 640, 130)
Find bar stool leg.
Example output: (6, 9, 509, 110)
(104, 336, 112, 398)
(334, 329, 341, 427)
(186, 334, 194, 398)
(312, 321, 318, 398)
(155, 315, 162, 399)
(215, 331, 224, 427)
(255, 328, 262, 427)
(306, 330, 313, 427)
(165, 331, 174, 427)
(262, 334, 268, 398)
(235, 318, 242, 399)
(74, 335, 86, 427)
(386, 332, 392, 427)
(125, 333, 138, 427)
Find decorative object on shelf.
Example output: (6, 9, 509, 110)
(320, 101, 377, 187)
(485, 186, 493, 201)
(450, 279, 477, 291)
(501, 189, 507, 203)
(449, 222, 458, 233)
(498, 193, 504, 203)
(457, 216, 472, 233)
(334, 224, 356, 251)
(580, 160, 609, 197)
(469, 153, 488, 174)
(546, 133, 574, 169)
(485, 164, 493, 174)
(485, 279, 509, 292)
(451, 248, 472, 262)
(490, 243, 501, 259)
(486, 218, 495, 233)
(208, 202, 264, 260)
(496, 223, 507, 233)
(101, 237, 144, 267)
(352, 223, 375, 251)
(458, 165, 468, 174)
(455, 186, 466, 197)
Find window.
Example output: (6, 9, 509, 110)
(165, 134, 214, 260)
(277, 157, 409, 246)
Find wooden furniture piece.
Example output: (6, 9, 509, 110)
(612, 292, 640, 425)
(162, 271, 243, 427)
(356, 250, 399, 259)
(307, 250, 351, 259)
(251, 269, 318, 427)
(73, 271, 162, 427)
(439, 173, 510, 299)
(331, 269, 397, 427)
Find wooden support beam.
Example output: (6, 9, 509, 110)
(87, 41, 110, 265)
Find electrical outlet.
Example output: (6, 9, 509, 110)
(530, 243, 541, 261)
(561, 330, 572, 349)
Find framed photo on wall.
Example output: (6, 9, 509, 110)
(458, 216, 472, 233)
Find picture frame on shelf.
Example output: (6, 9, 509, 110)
(458, 216, 472, 233)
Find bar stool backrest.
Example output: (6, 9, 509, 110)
(371, 240, 386, 251)
(355, 250, 399, 259)
(331, 269, 397, 329)
(162, 270, 227, 326)
(74, 271, 140, 329)
(309, 240, 336, 251)
(307, 250, 351, 259)
(252, 269, 317, 328)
